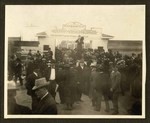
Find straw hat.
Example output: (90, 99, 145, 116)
(8, 81, 19, 90)
(32, 78, 49, 91)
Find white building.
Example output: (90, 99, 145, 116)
(37, 22, 113, 53)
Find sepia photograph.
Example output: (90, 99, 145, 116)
(4, 5, 145, 118)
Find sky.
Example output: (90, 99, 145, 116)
(5, 5, 145, 40)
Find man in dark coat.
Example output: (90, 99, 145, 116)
(25, 69, 40, 112)
(64, 64, 78, 110)
(35, 50, 42, 60)
(47, 48, 53, 60)
(14, 58, 23, 86)
(55, 65, 66, 104)
(76, 59, 89, 101)
(89, 64, 97, 106)
(40, 57, 48, 77)
(27, 49, 33, 59)
(8, 55, 15, 80)
(110, 66, 121, 114)
(44, 61, 57, 100)
(94, 65, 110, 112)
(32, 78, 57, 114)
(26, 58, 36, 78)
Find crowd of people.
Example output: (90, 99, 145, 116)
(7, 40, 142, 115)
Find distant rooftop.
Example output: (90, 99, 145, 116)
(101, 34, 114, 39)
(110, 40, 142, 42)
(37, 22, 114, 39)
(63, 22, 86, 28)
(37, 31, 113, 39)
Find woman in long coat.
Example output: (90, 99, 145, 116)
(64, 64, 77, 110)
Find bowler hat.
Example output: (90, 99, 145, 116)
(32, 77, 49, 91)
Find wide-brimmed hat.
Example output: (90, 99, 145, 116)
(117, 60, 125, 65)
(32, 77, 49, 91)
(8, 81, 19, 90)
(42, 57, 46, 61)
(90, 63, 97, 67)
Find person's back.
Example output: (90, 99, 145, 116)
(33, 93, 57, 114)
(90, 70, 99, 89)
(110, 67, 121, 114)
(26, 60, 35, 78)
(26, 72, 38, 96)
(95, 72, 110, 92)
(94, 70, 110, 112)
(110, 70, 121, 92)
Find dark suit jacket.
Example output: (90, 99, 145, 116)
(25, 73, 39, 96)
(44, 67, 51, 81)
(14, 62, 22, 74)
(56, 69, 66, 84)
(33, 93, 57, 114)
(26, 61, 35, 77)
(76, 65, 90, 85)
(95, 72, 110, 93)
(110, 71, 121, 93)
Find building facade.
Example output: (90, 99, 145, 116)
(108, 40, 142, 55)
(37, 22, 113, 53)
(8, 37, 39, 59)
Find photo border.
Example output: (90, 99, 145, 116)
(0, 0, 150, 123)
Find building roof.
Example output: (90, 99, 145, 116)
(109, 40, 142, 42)
(108, 40, 142, 50)
(37, 31, 113, 39)
(51, 29, 97, 34)
(8, 37, 21, 41)
(36, 32, 47, 37)
(13, 41, 39, 47)
(63, 22, 86, 28)
(102, 34, 114, 38)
